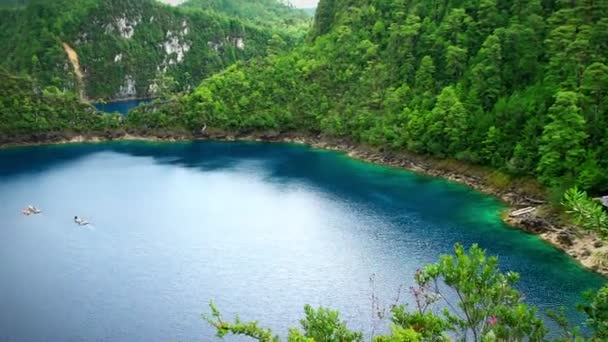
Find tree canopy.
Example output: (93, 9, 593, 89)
(134, 0, 608, 194)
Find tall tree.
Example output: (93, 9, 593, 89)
(537, 91, 588, 186)
(580, 62, 608, 145)
(470, 34, 502, 111)
(424, 86, 470, 155)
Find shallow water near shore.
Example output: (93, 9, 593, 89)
(0, 141, 604, 341)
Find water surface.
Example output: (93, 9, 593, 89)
(0, 141, 604, 341)
(93, 98, 152, 115)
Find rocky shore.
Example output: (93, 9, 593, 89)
(2, 130, 607, 276)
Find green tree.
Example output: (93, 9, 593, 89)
(151, 72, 178, 100)
(204, 302, 363, 342)
(563, 186, 608, 236)
(470, 34, 502, 111)
(482, 126, 503, 167)
(413, 55, 436, 110)
(415, 55, 436, 95)
(580, 63, 608, 144)
(537, 92, 588, 187)
(579, 285, 608, 340)
(425, 86, 469, 155)
(445, 45, 468, 82)
(310, 0, 336, 39)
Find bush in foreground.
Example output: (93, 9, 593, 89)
(204, 244, 607, 342)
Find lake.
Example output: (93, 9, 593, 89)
(93, 99, 152, 115)
(0, 141, 604, 341)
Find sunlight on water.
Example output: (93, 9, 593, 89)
(0, 141, 604, 341)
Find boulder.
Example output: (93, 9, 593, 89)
(516, 216, 552, 234)
(557, 231, 574, 247)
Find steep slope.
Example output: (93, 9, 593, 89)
(181, 0, 312, 28)
(0, 0, 310, 100)
(140, 0, 608, 193)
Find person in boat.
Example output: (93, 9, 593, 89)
(74, 216, 90, 226)
(28, 205, 41, 214)
(22, 205, 41, 215)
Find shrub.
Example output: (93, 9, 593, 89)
(563, 187, 608, 237)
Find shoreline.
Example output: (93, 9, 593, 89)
(2, 132, 607, 276)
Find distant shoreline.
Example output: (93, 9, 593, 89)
(2, 131, 607, 277)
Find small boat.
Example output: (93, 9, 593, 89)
(28, 205, 42, 214)
(22, 205, 42, 216)
(74, 216, 90, 226)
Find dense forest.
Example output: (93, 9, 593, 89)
(0, 0, 310, 100)
(2, 0, 608, 340)
(181, 0, 312, 31)
(126, 0, 608, 198)
(0, 67, 119, 143)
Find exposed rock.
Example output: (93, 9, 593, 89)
(162, 31, 191, 64)
(557, 231, 574, 247)
(207, 40, 223, 52)
(148, 82, 159, 95)
(117, 15, 140, 39)
(235, 37, 245, 50)
(594, 240, 604, 248)
(117, 75, 136, 98)
(209, 36, 246, 51)
(75, 32, 89, 45)
(103, 15, 141, 39)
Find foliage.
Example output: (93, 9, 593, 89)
(537, 92, 588, 188)
(204, 244, 608, 341)
(563, 187, 608, 237)
(181, 0, 311, 35)
(0, 68, 120, 142)
(403, 244, 546, 341)
(134, 0, 608, 195)
(5, 0, 608, 195)
(579, 286, 608, 340)
(0, 0, 309, 100)
(204, 302, 362, 342)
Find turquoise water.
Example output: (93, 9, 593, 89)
(93, 98, 152, 114)
(0, 141, 604, 341)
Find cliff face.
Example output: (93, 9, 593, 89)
(72, 0, 259, 100)
(0, 0, 310, 100)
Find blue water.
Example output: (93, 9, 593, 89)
(0, 141, 604, 341)
(93, 99, 152, 115)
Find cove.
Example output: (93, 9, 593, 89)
(0, 141, 604, 341)
(93, 98, 152, 115)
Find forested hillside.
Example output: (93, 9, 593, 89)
(181, 0, 312, 30)
(137, 0, 608, 195)
(0, 68, 119, 143)
(2, 2, 608, 340)
(0, 0, 310, 100)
